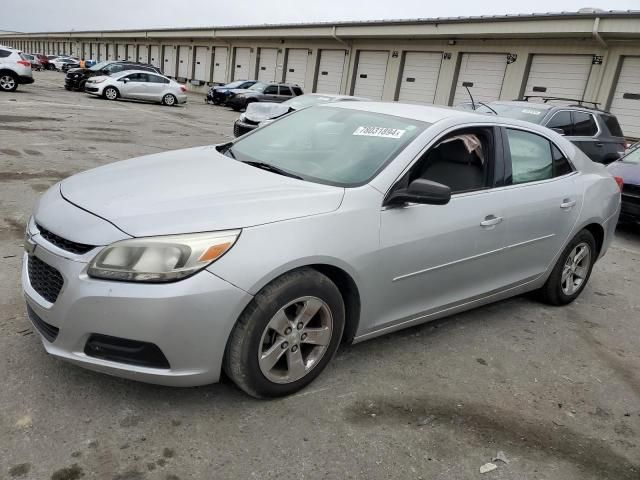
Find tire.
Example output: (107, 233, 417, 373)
(162, 94, 177, 106)
(103, 86, 119, 101)
(224, 268, 345, 398)
(538, 229, 597, 306)
(0, 72, 18, 92)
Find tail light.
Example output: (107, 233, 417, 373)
(17, 60, 31, 67)
(180, 85, 187, 92)
(614, 176, 624, 191)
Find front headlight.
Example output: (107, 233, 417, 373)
(87, 230, 240, 283)
(238, 113, 246, 121)
(93, 78, 106, 84)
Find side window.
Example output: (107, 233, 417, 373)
(410, 128, 493, 194)
(264, 85, 278, 95)
(552, 144, 573, 177)
(279, 86, 293, 96)
(572, 112, 598, 136)
(121, 74, 136, 81)
(148, 74, 169, 84)
(546, 111, 572, 135)
(603, 115, 623, 137)
(293, 87, 303, 96)
(506, 129, 553, 184)
(0, 49, 11, 58)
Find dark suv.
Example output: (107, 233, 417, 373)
(225, 82, 304, 111)
(65, 61, 163, 91)
(467, 97, 626, 164)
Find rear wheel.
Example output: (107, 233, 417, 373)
(224, 268, 345, 398)
(103, 86, 119, 101)
(0, 73, 18, 92)
(538, 229, 596, 305)
(162, 94, 177, 106)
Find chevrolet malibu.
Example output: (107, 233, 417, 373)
(23, 103, 621, 398)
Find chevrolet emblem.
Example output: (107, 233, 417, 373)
(24, 230, 37, 255)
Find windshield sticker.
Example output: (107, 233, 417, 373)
(353, 126, 406, 139)
(521, 109, 542, 115)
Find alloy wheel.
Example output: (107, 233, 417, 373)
(105, 88, 117, 100)
(561, 242, 591, 295)
(258, 296, 333, 384)
(0, 75, 16, 91)
(164, 94, 175, 106)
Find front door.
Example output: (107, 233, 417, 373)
(373, 126, 508, 332)
(119, 73, 148, 100)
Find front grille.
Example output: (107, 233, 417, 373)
(26, 304, 59, 342)
(85, 334, 170, 369)
(36, 223, 95, 255)
(234, 123, 254, 137)
(85, 87, 98, 92)
(28, 256, 64, 303)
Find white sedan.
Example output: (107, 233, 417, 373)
(84, 70, 187, 106)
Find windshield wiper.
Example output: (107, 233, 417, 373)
(242, 161, 303, 180)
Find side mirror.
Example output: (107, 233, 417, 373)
(120, 78, 129, 83)
(385, 179, 452, 207)
(550, 127, 565, 135)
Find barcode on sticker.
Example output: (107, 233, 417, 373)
(353, 126, 406, 138)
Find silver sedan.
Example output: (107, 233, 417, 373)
(84, 69, 187, 106)
(23, 102, 620, 398)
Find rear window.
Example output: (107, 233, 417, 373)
(485, 104, 547, 124)
(603, 115, 624, 137)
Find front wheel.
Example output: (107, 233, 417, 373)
(103, 86, 119, 101)
(162, 94, 177, 106)
(224, 268, 345, 398)
(538, 229, 597, 305)
(0, 73, 18, 92)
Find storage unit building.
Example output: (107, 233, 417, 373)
(397, 51, 443, 104)
(211, 46, 228, 83)
(193, 46, 209, 82)
(284, 48, 308, 88)
(452, 53, 508, 105)
(257, 48, 278, 82)
(315, 50, 346, 94)
(233, 47, 251, 80)
(163, 45, 177, 77)
(523, 54, 593, 100)
(352, 50, 389, 100)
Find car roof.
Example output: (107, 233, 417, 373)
(490, 100, 611, 115)
(114, 69, 170, 78)
(326, 101, 487, 124)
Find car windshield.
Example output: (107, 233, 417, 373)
(89, 61, 110, 71)
(225, 80, 249, 89)
(230, 106, 427, 186)
(284, 95, 337, 110)
(483, 104, 548, 123)
(622, 147, 640, 164)
(248, 82, 268, 92)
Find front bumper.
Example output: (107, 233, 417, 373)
(233, 119, 259, 137)
(65, 75, 85, 90)
(22, 223, 252, 387)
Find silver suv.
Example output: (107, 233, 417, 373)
(0, 47, 34, 92)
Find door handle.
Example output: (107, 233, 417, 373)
(560, 199, 576, 209)
(595, 142, 604, 147)
(480, 215, 503, 227)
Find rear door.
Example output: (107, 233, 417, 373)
(145, 73, 170, 101)
(262, 84, 280, 102)
(276, 85, 294, 102)
(497, 127, 581, 285)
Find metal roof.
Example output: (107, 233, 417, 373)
(2, 10, 640, 36)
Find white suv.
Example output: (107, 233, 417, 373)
(0, 47, 34, 92)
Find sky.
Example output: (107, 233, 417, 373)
(2, 0, 639, 32)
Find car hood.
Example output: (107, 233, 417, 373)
(607, 161, 640, 185)
(59, 146, 345, 237)
(67, 67, 90, 74)
(244, 103, 292, 122)
(229, 88, 255, 96)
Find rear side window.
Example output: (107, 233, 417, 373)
(293, 87, 303, 96)
(0, 49, 11, 58)
(572, 112, 598, 136)
(603, 115, 624, 137)
(546, 111, 572, 135)
(148, 74, 169, 84)
(507, 129, 553, 184)
(552, 144, 573, 176)
(279, 86, 293, 96)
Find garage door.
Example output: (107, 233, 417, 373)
(452, 53, 508, 105)
(315, 50, 346, 94)
(193, 46, 209, 81)
(178, 46, 190, 79)
(610, 57, 640, 139)
(285, 49, 308, 88)
(524, 54, 592, 101)
(126, 44, 135, 61)
(117, 44, 126, 61)
(149, 46, 161, 69)
(257, 48, 278, 82)
(397, 51, 443, 104)
(138, 45, 149, 64)
(106, 44, 116, 61)
(82, 43, 90, 59)
(233, 47, 251, 80)
(353, 51, 389, 100)
(212, 47, 228, 83)
(163, 46, 177, 77)
(98, 43, 106, 61)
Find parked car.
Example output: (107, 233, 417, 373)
(23, 53, 43, 71)
(607, 146, 640, 224)
(0, 47, 34, 92)
(23, 102, 621, 398)
(65, 60, 162, 91)
(226, 82, 303, 111)
(207, 80, 257, 105)
(85, 70, 187, 106)
(233, 93, 366, 137)
(34, 53, 52, 70)
(462, 98, 627, 164)
(52, 57, 79, 71)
